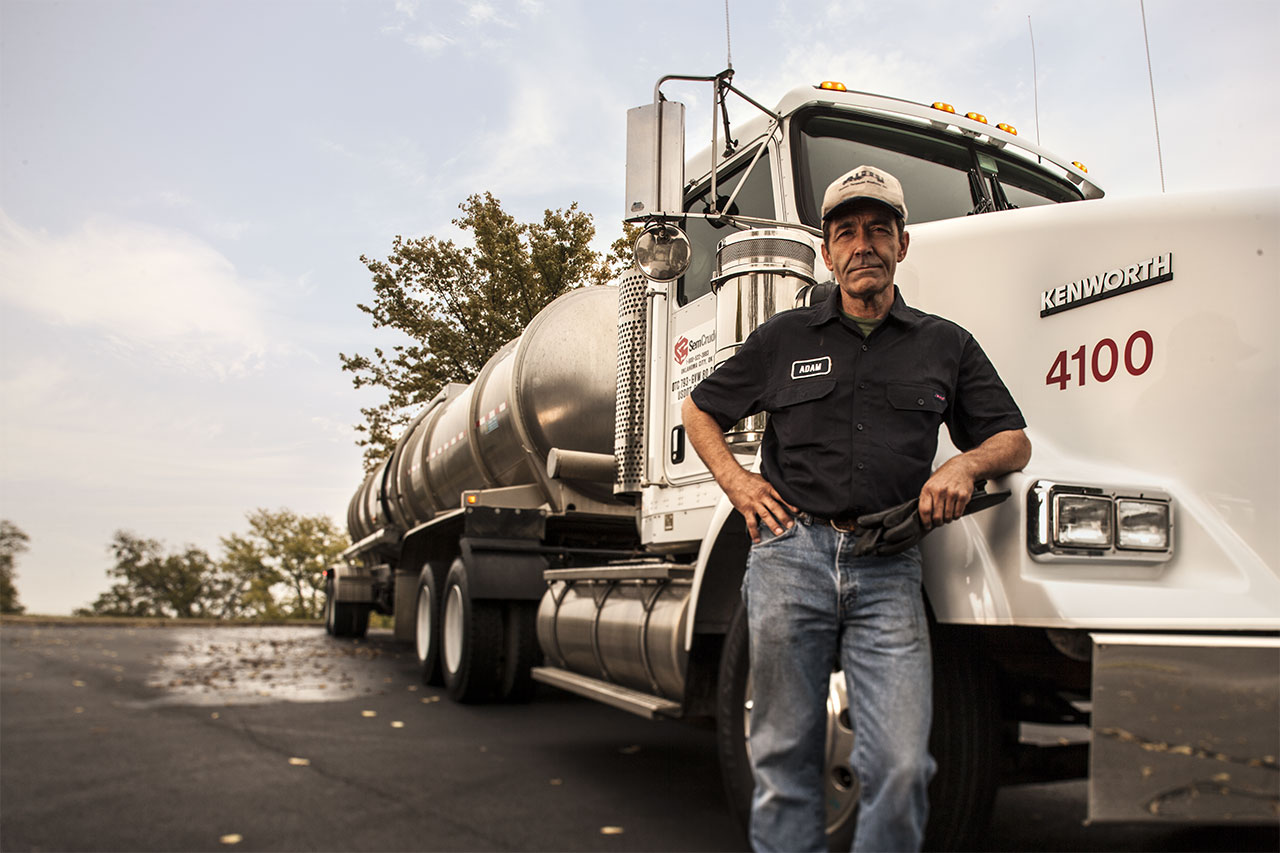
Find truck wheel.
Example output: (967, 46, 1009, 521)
(716, 600, 858, 851)
(440, 558, 504, 703)
(414, 562, 448, 686)
(717, 599, 1002, 851)
(499, 601, 542, 703)
(923, 624, 1000, 851)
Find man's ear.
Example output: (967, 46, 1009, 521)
(821, 241, 835, 271)
(898, 230, 910, 262)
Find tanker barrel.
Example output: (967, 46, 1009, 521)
(546, 448, 617, 483)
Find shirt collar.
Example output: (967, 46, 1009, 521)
(808, 284, 921, 328)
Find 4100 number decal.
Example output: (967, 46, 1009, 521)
(1046, 330, 1153, 391)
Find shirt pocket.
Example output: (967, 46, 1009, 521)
(884, 382, 947, 460)
(771, 378, 837, 410)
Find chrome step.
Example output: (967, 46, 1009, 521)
(530, 667, 682, 720)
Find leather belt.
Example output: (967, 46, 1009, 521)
(797, 512, 861, 533)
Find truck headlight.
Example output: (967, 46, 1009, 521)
(1116, 499, 1171, 550)
(1054, 494, 1112, 548)
(1028, 481, 1173, 562)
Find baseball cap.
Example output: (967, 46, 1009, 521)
(821, 165, 908, 223)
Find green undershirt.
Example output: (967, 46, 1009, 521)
(843, 311, 883, 339)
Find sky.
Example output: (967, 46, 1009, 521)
(2, 0, 1277, 614)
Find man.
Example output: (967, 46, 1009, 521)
(682, 165, 1031, 852)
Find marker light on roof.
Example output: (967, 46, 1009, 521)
(818, 81, 847, 91)
(996, 122, 1017, 135)
(931, 102, 956, 113)
(1072, 161, 1089, 173)
(965, 111, 988, 124)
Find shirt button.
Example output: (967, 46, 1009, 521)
(856, 462, 865, 470)
(856, 423, 864, 431)
(861, 344, 869, 352)
(859, 383, 867, 390)
(917, 398, 925, 406)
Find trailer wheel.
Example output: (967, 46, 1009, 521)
(324, 575, 337, 636)
(499, 601, 541, 702)
(716, 600, 858, 851)
(413, 561, 449, 686)
(441, 558, 504, 703)
(325, 574, 370, 639)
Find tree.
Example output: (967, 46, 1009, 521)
(1, 520, 29, 614)
(219, 509, 349, 620)
(79, 532, 226, 618)
(340, 192, 636, 470)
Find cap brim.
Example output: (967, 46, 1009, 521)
(822, 196, 904, 222)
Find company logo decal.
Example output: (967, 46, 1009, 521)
(791, 356, 832, 379)
(673, 336, 689, 365)
(1040, 253, 1172, 317)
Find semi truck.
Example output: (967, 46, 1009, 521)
(326, 70, 1279, 846)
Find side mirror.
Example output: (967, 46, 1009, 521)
(625, 101, 685, 219)
(633, 223, 692, 282)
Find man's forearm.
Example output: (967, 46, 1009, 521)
(682, 396, 746, 485)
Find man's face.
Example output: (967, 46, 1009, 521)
(820, 202, 909, 306)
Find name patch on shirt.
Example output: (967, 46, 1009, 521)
(791, 356, 832, 379)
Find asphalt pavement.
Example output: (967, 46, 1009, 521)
(1, 622, 1275, 852)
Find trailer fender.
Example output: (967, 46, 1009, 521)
(331, 562, 375, 604)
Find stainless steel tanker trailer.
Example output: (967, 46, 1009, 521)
(328, 71, 1279, 845)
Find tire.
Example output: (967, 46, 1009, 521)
(440, 558, 504, 703)
(323, 575, 337, 636)
(325, 573, 369, 639)
(923, 624, 1001, 851)
(414, 562, 449, 686)
(716, 599, 858, 851)
(499, 600, 542, 702)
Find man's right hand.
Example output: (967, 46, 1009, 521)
(721, 467, 797, 544)
(682, 395, 797, 544)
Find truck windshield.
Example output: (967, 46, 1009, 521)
(792, 109, 1082, 228)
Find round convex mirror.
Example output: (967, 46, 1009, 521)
(634, 223, 692, 282)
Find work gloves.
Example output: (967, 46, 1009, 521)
(852, 481, 1010, 557)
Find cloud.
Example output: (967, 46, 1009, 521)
(0, 211, 267, 378)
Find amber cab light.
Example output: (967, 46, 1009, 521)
(818, 80, 847, 91)
(931, 101, 956, 113)
(965, 111, 988, 124)
(1072, 161, 1089, 173)
(996, 122, 1017, 135)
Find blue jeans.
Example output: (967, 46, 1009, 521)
(744, 518, 935, 853)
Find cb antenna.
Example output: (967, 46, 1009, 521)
(724, 0, 733, 70)
(1140, 0, 1166, 192)
(1028, 16, 1041, 146)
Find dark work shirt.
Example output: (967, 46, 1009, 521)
(690, 285, 1026, 517)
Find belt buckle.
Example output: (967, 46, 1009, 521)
(829, 517, 858, 533)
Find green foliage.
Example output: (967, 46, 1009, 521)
(220, 509, 349, 620)
(77, 510, 349, 620)
(1, 520, 29, 614)
(78, 532, 226, 619)
(340, 192, 637, 470)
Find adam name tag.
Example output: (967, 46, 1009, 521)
(791, 356, 832, 379)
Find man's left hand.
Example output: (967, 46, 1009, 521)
(917, 456, 976, 530)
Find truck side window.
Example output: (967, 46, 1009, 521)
(678, 149, 775, 306)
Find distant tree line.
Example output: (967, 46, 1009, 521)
(76, 509, 348, 620)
